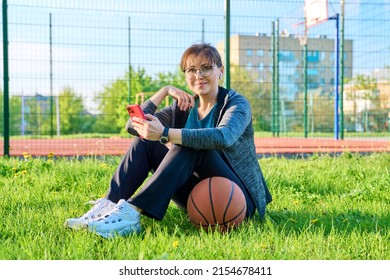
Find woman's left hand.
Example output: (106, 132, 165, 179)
(132, 114, 165, 141)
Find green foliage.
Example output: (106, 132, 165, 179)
(154, 68, 188, 92)
(292, 90, 334, 132)
(354, 74, 378, 92)
(0, 90, 24, 136)
(230, 65, 271, 131)
(23, 94, 51, 135)
(1, 88, 96, 136)
(347, 74, 382, 132)
(59, 87, 94, 134)
(93, 76, 130, 134)
(0, 153, 388, 260)
(93, 66, 188, 134)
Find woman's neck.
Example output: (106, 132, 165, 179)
(197, 87, 218, 110)
(197, 89, 218, 119)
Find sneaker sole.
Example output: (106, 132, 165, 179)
(64, 220, 88, 230)
(88, 223, 142, 239)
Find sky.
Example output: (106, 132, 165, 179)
(1, 0, 390, 111)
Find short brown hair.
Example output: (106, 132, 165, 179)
(180, 43, 223, 71)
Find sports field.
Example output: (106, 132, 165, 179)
(0, 152, 388, 260)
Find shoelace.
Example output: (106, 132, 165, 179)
(101, 206, 124, 224)
(82, 199, 112, 219)
(85, 198, 102, 205)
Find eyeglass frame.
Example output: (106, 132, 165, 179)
(183, 65, 216, 79)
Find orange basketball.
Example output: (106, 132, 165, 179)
(187, 177, 246, 232)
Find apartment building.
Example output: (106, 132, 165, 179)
(217, 34, 353, 101)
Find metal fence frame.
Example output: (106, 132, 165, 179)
(1, 0, 389, 156)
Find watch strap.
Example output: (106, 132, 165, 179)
(162, 127, 169, 137)
(159, 127, 169, 144)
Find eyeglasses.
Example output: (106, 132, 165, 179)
(184, 65, 215, 79)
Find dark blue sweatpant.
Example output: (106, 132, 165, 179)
(107, 137, 255, 220)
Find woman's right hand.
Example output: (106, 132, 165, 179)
(164, 86, 195, 111)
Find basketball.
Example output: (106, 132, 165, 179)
(187, 177, 247, 232)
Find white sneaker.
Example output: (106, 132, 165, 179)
(64, 198, 116, 230)
(87, 199, 141, 238)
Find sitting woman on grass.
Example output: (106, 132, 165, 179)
(64, 42, 272, 238)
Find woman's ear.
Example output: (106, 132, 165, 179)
(219, 66, 224, 80)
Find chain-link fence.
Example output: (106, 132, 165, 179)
(1, 0, 389, 156)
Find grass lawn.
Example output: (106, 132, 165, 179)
(0, 152, 389, 260)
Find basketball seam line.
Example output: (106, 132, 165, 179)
(222, 180, 235, 224)
(224, 205, 246, 224)
(209, 177, 217, 225)
(190, 193, 209, 225)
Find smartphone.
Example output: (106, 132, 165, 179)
(126, 104, 146, 120)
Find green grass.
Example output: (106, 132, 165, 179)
(0, 153, 389, 260)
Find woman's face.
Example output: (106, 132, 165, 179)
(184, 54, 223, 97)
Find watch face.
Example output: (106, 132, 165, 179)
(159, 136, 168, 144)
(159, 127, 169, 144)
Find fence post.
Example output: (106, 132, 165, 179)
(2, 0, 10, 156)
(331, 13, 340, 140)
(303, 43, 308, 138)
(128, 17, 132, 103)
(340, 1, 345, 139)
(275, 19, 280, 137)
(50, 13, 54, 137)
(224, 0, 230, 89)
(271, 21, 275, 136)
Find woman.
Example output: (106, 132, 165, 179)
(65, 42, 272, 238)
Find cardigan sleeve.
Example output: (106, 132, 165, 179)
(181, 94, 252, 150)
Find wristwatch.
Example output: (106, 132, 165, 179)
(159, 127, 169, 144)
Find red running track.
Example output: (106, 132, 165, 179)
(1, 137, 389, 157)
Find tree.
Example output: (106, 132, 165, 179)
(351, 74, 379, 132)
(292, 90, 334, 133)
(1, 91, 24, 136)
(93, 66, 155, 134)
(58, 87, 90, 134)
(94, 66, 187, 134)
(154, 68, 188, 92)
(10, 96, 22, 136)
(230, 65, 271, 131)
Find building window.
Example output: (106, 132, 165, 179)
(279, 51, 294, 62)
(307, 68, 318, 76)
(258, 63, 264, 71)
(257, 49, 264, 56)
(246, 49, 253, 56)
(307, 50, 320, 62)
(246, 62, 253, 71)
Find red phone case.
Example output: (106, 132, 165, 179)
(126, 104, 146, 120)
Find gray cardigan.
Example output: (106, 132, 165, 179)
(126, 86, 272, 218)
